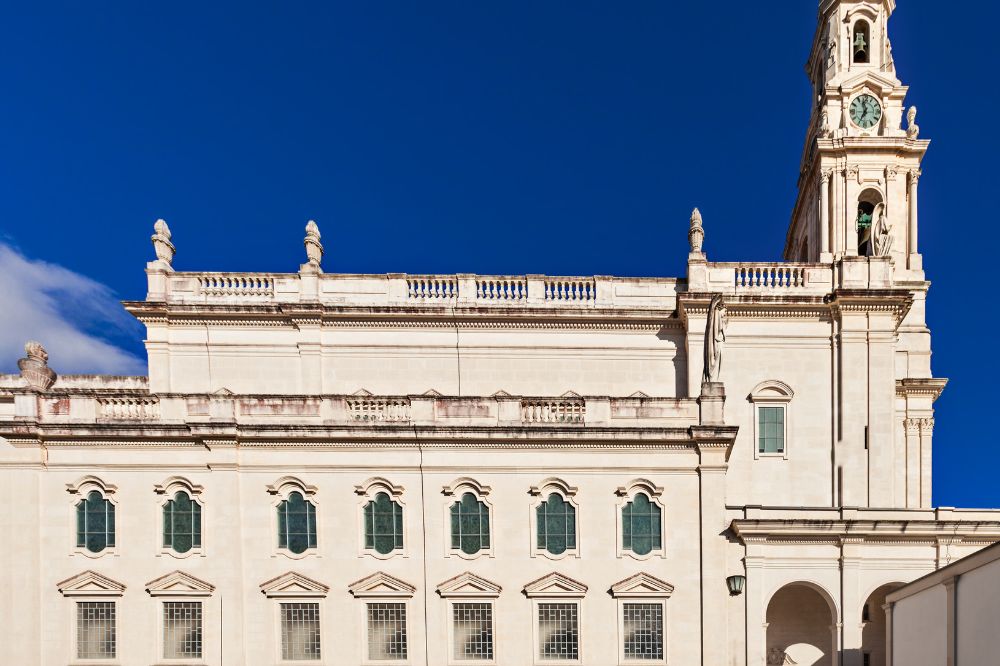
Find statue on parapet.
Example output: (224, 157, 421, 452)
(303, 220, 324, 272)
(150, 219, 175, 269)
(906, 106, 920, 139)
(872, 203, 893, 257)
(688, 208, 705, 256)
(702, 294, 727, 385)
(18, 341, 57, 391)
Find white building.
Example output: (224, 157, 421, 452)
(1, 2, 997, 665)
(884, 541, 1000, 666)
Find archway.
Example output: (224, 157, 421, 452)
(766, 583, 837, 666)
(860, 583, 903, 666)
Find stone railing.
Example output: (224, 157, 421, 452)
(734, 264, 808, 290)
(406, 276, 458, 301)
(97, 397, 160, 420)
(196, 273, 275, 297)
(521, 398, 585, 424)
(476, 276, 528, 303)
(346, 397, 411, 423)
(544, 277, 596, 303)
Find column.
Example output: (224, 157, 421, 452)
(820, 170, 832, 260)
(696, 439, 731, 665)
(744, 553, 767, 666)
(908, 170, 921, 268)
(883, 602, 894, 666)
(919, 418, 934, 508)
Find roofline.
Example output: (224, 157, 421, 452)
(885, 541, 1000, 604)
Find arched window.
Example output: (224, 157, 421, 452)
(277, 491, 317, 555)
(536, 493, 576, 556)
(364, 492, 404, 555)
(856, 188, 884, 256)
(853, 21, 871, 63)
(622, 492, 662, 556)
(450, 492, 490, 555)
(163, 491, 202, 554)
(76, 490, 115, 553)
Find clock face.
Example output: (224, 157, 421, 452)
(850, 94, 882, 129)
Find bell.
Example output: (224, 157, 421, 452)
(854, 32, 867, 55)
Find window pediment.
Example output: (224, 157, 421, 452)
(436, 572, 501, 598)
(146, 570, 215, 597)
(66, 475, 117, 496)
(57, 570, 125, 597)
(610, 572, 675, 598)
(523, 572, 588, 598)
(259, 571, 329, 598)
(348, 571, 416, 598)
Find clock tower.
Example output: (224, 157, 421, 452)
(786, 0, 927, 275)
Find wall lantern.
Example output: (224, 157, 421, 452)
(726, 575, 746, 596)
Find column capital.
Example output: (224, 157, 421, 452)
(820, 168, 834, 183)
(909, 168, 922, 184)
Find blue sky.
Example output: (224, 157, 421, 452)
(1, 2, 997, 507)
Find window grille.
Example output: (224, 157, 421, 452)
(450, 492, 490, 555)
(280, 602, 321, 661)
(163, 601, 202, 658)
(537, 602, 578, 660)
(452, 602, 493, 661)
(622, 492, 662, 556)
(277, 491, 317, 554)
(536, 493, 576, 555)
(623, 602, 663, 660)
(77, 601, 116, 659)
(758, 406, 785, 453)
(364, 492, 404, 555)
(367, 602, 407, 660)
(163, 491, 202, 553)
(76, 490, 115, 553)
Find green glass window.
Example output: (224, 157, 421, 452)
(758, 406, 785, 454)
(622, 492, 662, 556)
(536, 493, 576, 555)
(76, 490, 115, 553)
(163, 491, 202, 553)
(278, 491, 317, 554)
(450, 492, 490, 555)
(364, 492, 404, 555)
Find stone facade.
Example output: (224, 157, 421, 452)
(1, 2, 998, 665)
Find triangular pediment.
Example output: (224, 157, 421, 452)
(352, 388, 374, 397)
(840, 70, 902, 96)
(146, 570, 215, 597)
(212, 387, 234, 396)
(610, 572, 675, 598)
(57, 570, 126, 597)
(560, 390, 582, 398)
(436, 572, 502, 598)
(492, 390, 513, 398)
(523, 572, 588, 598)
(348, 571, 416, 598)
(628, 391, 651, 399)
(423, 388, 443, 397)
(259, 571, 329, 598)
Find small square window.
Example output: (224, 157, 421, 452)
(758, 406, 785, 454)
(367, 602, 408, 660)
(537, 602, 579, 661)
(280, 602, 321, 661)
(452, 602, 493, 661)
(163, 601, 203, 659)
(77, 601, 116, 659)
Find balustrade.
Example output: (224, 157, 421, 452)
(521, 399, 585, 424)
(734, 265, 807, 289)
(98, 397, 160, 420)
(406, 276, 458, 301)
(346, 398, 411, 423)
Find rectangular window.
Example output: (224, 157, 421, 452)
(280, 602, 321, 661)
(163, 601, 202, 659)
(452, 602, 493, 661)
(77, 601, 116, 659)
(537, 602, 578, 661)
(758, 406, 785, 454)
(623, 602, 663, 661)
(367, 602, 408, 660)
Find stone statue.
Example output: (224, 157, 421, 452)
(767, 647, 795, 665)
(702, 294, 727, 385)
(151, 219, 175, 268)
(688, 208, 704, 255)
(906, 106, 920, 139)
(303, 220, 324, 270)
(17, 341, 57, 391)
(872, 202, 893, 257)
(827, 38, 836, 66)
(819, 110, 831, 137)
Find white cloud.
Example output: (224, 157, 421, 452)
(0, 242, 146, 375)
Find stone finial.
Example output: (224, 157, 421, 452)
(906, 106, 920, 139)
(150, 218, 175, 269)
(17, 341, 57, 391)
(688, 208, 705, 255)
(303, 220, 323, 271)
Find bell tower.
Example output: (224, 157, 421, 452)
(786, 0, 927, 275)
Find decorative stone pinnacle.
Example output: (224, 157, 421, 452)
(688, 208, 705, 255)
(150, 218, 175, 269)
(17, 341, 57, 391)
(303, 220, 324, 271)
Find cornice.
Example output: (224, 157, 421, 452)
(896, 378, 948, 402)
(732, 519, 1000, 545)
